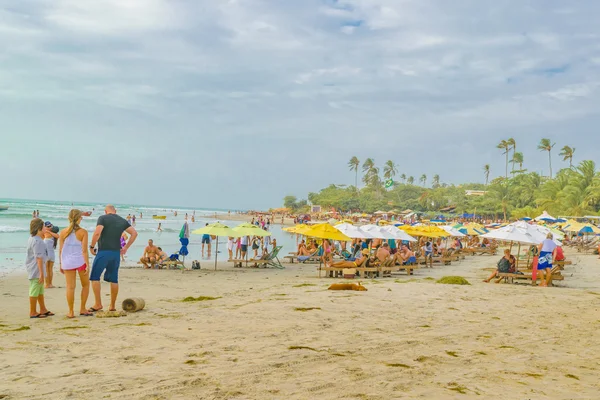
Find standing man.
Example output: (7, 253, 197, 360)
(88, 205, 137, 312)
(201, 223, 211, 257)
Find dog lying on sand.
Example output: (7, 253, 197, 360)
(327, 283, 367, 291)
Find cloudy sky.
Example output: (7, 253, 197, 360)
(2, 0, 600, 210)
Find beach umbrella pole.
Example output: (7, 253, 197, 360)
(215, 239, 218, 270)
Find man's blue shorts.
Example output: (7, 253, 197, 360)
(90, 250, 121, 283)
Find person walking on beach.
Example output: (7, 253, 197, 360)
(59, 209, 93, 318)
(201, 223, 211, 257)
(537, 233, 557, 287)
(26, 218, 54, 318)
(156, 222, 162, 232)
(43, 222, 60, 288)
(131, 214, 136, 226)
(88, 205, 138, 313)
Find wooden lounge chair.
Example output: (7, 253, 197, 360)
(497, 264, 565, 285)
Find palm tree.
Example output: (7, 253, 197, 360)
(511, 152, 524, 173)
(383, 160, 397, 180)
(559, 145, 575, 168)
(538, 138, 556, 178)
(497, 139, 509, 178)
(507, 138, 516, 173)
(419, 174, 427, 186)
(400, 173, 406, 184)
(432, 174, 440, 188)
(483, 164, 491, 185)
(407, 176, 414, 185)
(347, 156, 360, 188)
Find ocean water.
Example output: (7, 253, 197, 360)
(0, 198, 297, 276)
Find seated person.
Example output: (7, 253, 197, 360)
(297, 240, 312, 256)
(306, 239, 317, 253)
(484, 249, 516, 282)
(140, 239, 159, 269)
(398, 245, 417, 265)
(156, 247, 168, 265)
(481, 238, 491, 248)
(330, 250, 370, 268)
(554, 245, 565, 262)
(376, 242, 391, 263)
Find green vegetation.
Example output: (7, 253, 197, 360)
(437, 276, 471, 285)
(9, 326, 30, 332)
(284, 144, 600, 218)
(182, 296, 221, 302)
(288, 346, 319, 352)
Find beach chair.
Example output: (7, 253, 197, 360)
(266, 246, 284, 269)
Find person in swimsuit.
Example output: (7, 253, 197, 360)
(227, 237, 235, 260)
(322, 239, 332, 266)
(140, 239, 159, 269)
(59, 209, 93, 318)
(537, 233, 558, 287)
(156, 247, 168, 265)
(330, 249, 370, 268)
(297, 240, 312, 256)
(43, 221, 60, 288)
(201, 223, 211, 256)
(156, 223, 162, 232)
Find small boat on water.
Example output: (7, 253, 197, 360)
(153, 215, 167, 220)
(0, 205, 9, 211)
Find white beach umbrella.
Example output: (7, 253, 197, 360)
(534, 211, 556, 222)
(441, 225, 466, 237)
(481, 224, 539, 245)
(380, 225, 417, 242)
(334, 223, 376, 239)
(360, 224, 395, 239)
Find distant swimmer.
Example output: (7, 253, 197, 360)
(156, 223, 162, 233)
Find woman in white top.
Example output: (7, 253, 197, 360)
(227, 236, 234, 260)
(59, 209, 92, 318)
(537, 233, 558, 287)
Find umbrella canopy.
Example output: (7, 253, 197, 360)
(441, 226, 466, 237)
(380, 225, 417, 242)
(192, 222, 241, 270)
(192, 222, 240, 237)
(454, 223, 487, 236)
(361, 224, 395, 239)
(335, 223, 376, 239)
(303, 223, 351, 241)
(232, 223, 272, 237)
(373, 210, 387, 215)
(534, 211, 556, 222)
(481, 224, 539, 245)
(283, 224, 311, 234)
(400, 225, 450, 238)
(562, 220, 600, 234)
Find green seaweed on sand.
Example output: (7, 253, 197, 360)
(437, 276, 471, 285)
(447, 383, 468, 394)
(418, 325, 431, 328)
(415, 356, 429, 362)
(476, 351, 487, 355)
(288, 346, 319, 352)
(57, 326, 89, 330)
(182, 296, 221, 302)
(524, 372, 543, 378)
(422, 277, 435, 281)
(498, 345, 514, 349)
(565, 374, 580, 380)
(10, 326, 30, 332)
(294, 307, 321, 312)
(293, 283, 316, 287)
(386, 363, 411, 368)
(445, 351, 459, 358)
(184, 359, 198, 365)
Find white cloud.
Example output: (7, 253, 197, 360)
(1, 0, 600, 208)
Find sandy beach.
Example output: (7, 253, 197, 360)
(1, 252, 600, 399)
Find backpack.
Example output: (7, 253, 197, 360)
(192, 260, 201, 270)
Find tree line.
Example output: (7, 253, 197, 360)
(283, 138, 598, 220)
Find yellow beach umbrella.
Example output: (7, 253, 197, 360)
(400, 225, 449, 238)
(232, 223, 272, 237)
(303, 223, 351, 241)
(192, 222, 241, 270)
(283, 224, 310, 234)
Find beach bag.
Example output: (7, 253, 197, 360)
(497, 257, 511, 273)
(192, 260, 201, 270)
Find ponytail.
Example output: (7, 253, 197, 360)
(65, 209, 83, 238)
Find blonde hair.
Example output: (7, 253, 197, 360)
(30, 218, 43, 236)
(65, 209, 83, 238)
(546, 233, 553, 240)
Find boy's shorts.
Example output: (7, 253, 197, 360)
(29, 279, 44, 297)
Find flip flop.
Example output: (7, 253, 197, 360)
(30, 314, 47, 319)
(88, 307, 102, 312)
(108, 309, 117, 312)
(79, 312, 94, 317)
(42, 311, 55, 316)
